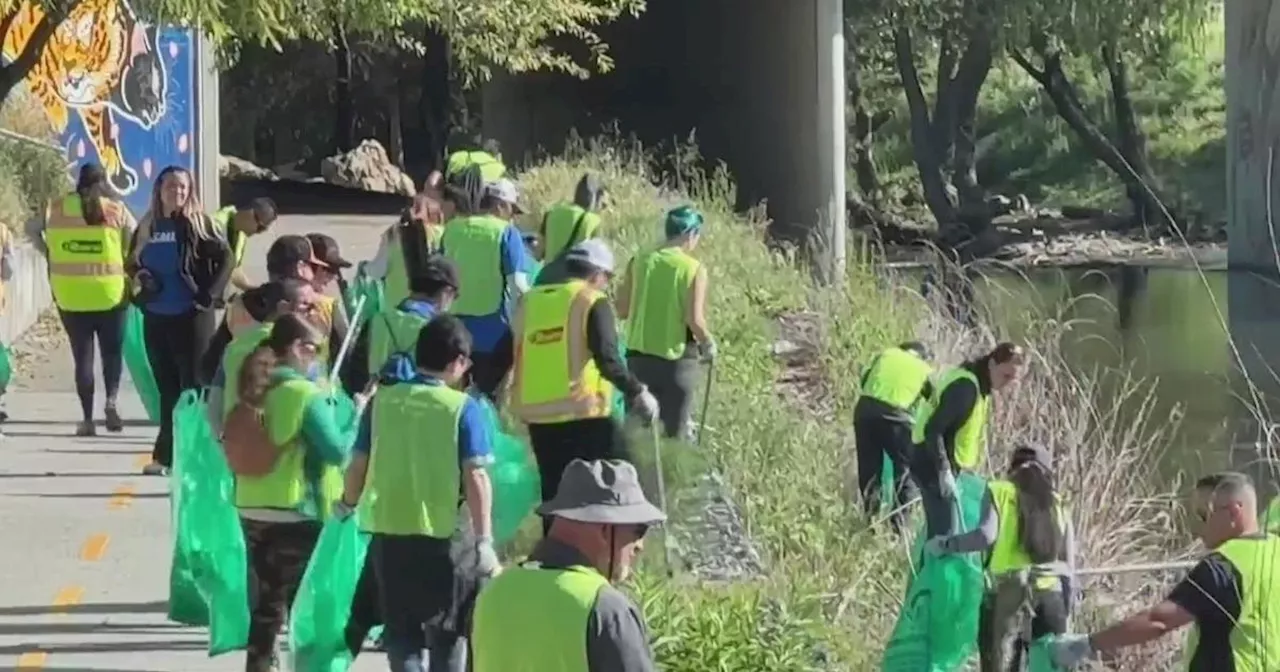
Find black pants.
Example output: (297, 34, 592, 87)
(627, 352, 701, 438)
(468, 351, 501, 406)
(369, 534, 464, 672)
(852, 400, 915, 529)
(528, 418, 629, 535)
(59, 305, 127, 421)
(242, 518, 321, 672)
(907, 445, 958, 538)
(978, 582, 1068, 672)
(345, 555, 383, 658)
(143, 308, 216, 466)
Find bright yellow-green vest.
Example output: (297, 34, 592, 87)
(542, 203, 601, 260)
(441, 215, 508, 317)
(367, 303, 432, 374)
(221, 323, 274, 417)
(511, 280, 614, 425)
(359, 381, 467, 537)
(625, 246, 700, 360)
(383, 222, 444, 309)
(1185, 535, 1280, 671)
(471, 563, 611, 672)
(213, 206, 247, 267)
(234, 376, 343, 516)
(987, 479, 1068, 590)
(1265, 496, 1280, 535)
(446, 150, 506, 184)
(861, 347, 932, 411)
(911, 367, 989, 470)
(45, 194, 127, 312)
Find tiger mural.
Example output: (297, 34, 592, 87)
(1, 0, 168, 195)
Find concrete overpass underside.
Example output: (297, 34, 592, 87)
(482, 0, 845, 240)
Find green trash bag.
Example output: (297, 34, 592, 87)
(344, 267, 385, 325)
(0, 341, 12, 391)
(476, 397, 540, 544)
(611, 333, 628, 421)
(170, 390, 251, 653)
(124, 305, 161, 421)
(289, 515, 371, 672)
(880, 472, 987, 671)
(1027, 635, 1066, 672)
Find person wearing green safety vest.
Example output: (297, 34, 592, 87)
(213, 197, 278, 293)
(852, 341, 934, 529)
(367, 255, 459, 381)
(338, 314, 498, 672)
(445, 139, 507, 185)
(1052, 471, 1280, 671)
(926, 445, 1074, 672)
(540, 173, 609, 262)
(616, 205, 716, 440)
(1267, 494, 1280, 534)
(440, 168, 530, 401)
(912, 341, 1025, 538)
(369, 174, 447, 309)
(471, 458, 665, 672)
(206, 279, 316, 432)
(233, 313, 366, 672)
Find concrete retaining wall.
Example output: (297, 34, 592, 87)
(1, 243, 51, 345)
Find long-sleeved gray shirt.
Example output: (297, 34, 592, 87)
(934, 487, 1077, 571)
(525, 539, 658, 672)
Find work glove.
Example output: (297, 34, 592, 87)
(937, 468, 958, 502)
(923, 536, 949, 556)
(1050, 634, 1095, 668)
(332, 498, 357, 521)
(474, 535, 502, 578)
(353, 391, 372, 417)
(698, 339, 718, 363)
(635, 388, 660, 423)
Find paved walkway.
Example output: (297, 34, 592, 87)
(0, 215, 389, 671)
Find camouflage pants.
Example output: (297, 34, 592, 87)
(242, 517, 321, 672)
(977, 574, 1069, 672)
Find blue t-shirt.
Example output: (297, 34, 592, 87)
(352, 375, 493, 467)
(443, 224, 526, 354)
(379, 298, 440, 381)
(138, 218, 194, 315)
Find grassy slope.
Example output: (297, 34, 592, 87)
(871, 21, 1226, 224)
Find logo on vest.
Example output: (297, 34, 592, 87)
(61, 240, 103, 255)
(529, 327, 565, 345)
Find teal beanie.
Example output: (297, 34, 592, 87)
(664, 205, 704, 239)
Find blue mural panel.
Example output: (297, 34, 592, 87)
(1, 1, 198, 217)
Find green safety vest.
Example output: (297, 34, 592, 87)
(367, 304, 432, 375)
(1265, 496, 1280, 535)
(471, 563, 610, 672)
(987, 479, 1068, 590)
(359, 382, 467, 536)
(860, 347, 932, 411)
(213, 206, 247, 266)
(234, 377, 343, 515)
(542, 203, 601, 261)
(911, 367, 989, 470)
(1185, 535, 1280, 671)
(625, 247, 700, 360)
(221, 323, 274, 418)
(441, 215, 508, 317)
(384, 234, 409, 310)
(446, 150, 506, 183)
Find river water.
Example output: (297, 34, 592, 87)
(960, 264, 1251, 477)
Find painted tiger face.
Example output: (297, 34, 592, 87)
(56, 11, 110, 105)
(116, 23, 166, 128)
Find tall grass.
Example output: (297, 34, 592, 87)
(517, 135, 1211, 670)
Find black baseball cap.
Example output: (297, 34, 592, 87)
(417, 254, 459, 290)
(306, 233, 353, 269)
(266, 235, 325, 277)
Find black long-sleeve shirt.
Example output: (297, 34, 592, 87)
(921, 360, 990, 473)
(477, 298, 645, 402)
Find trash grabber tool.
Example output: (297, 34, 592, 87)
(696, 358, 715, 447)
(652, 421, 675, 577)
(329, 294, 366, 388)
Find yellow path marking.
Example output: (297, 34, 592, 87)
(51, 585, 84, 615)
(79, 534, 109, 561)
(16, 651, 47, 669)
(107, 484, 135, 510)
(133, 453, 150, 469)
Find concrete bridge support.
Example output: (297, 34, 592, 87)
(482, 0, 845, 251)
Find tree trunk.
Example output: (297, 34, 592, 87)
(387, 83, 404, 169)
(931, 35, 958, 167)
(419, 25, 452, 172)
(893, 22, 958, 227)
(1011, 45, 1175, 232)
(950, 27, 993, 210)
(845, 40, 882, 203)
(332, 21, 354, 153)
(0, 4, 70, 103)
(1102, 41, 1166, 231)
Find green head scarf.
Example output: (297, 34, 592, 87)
(664, 205, 704, 239)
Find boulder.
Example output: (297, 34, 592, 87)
(219, 155, 277, 181)
(319, 139, 415, 196)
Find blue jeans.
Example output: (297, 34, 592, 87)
(370, 534, 466, 672)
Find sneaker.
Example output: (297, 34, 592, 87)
(0, 409, 10, 423)
(75, 421, 96, 437)
(104, 406, 123, 433)
(142, 462, 169, 476)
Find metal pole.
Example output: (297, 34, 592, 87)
(1072, 560, 1199, 577)
(814, 0, 846, 283)
(696, 359, 714, 447)
(652, 422, 674, 577)
(329, 294, 366, 387)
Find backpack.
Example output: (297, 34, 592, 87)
(221, 348, 281, 476)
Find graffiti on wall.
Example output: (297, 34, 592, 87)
(1, 0, 196, 215)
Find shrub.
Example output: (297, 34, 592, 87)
(517, 135, 1194, 670)
(0, 85, 71, 234)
